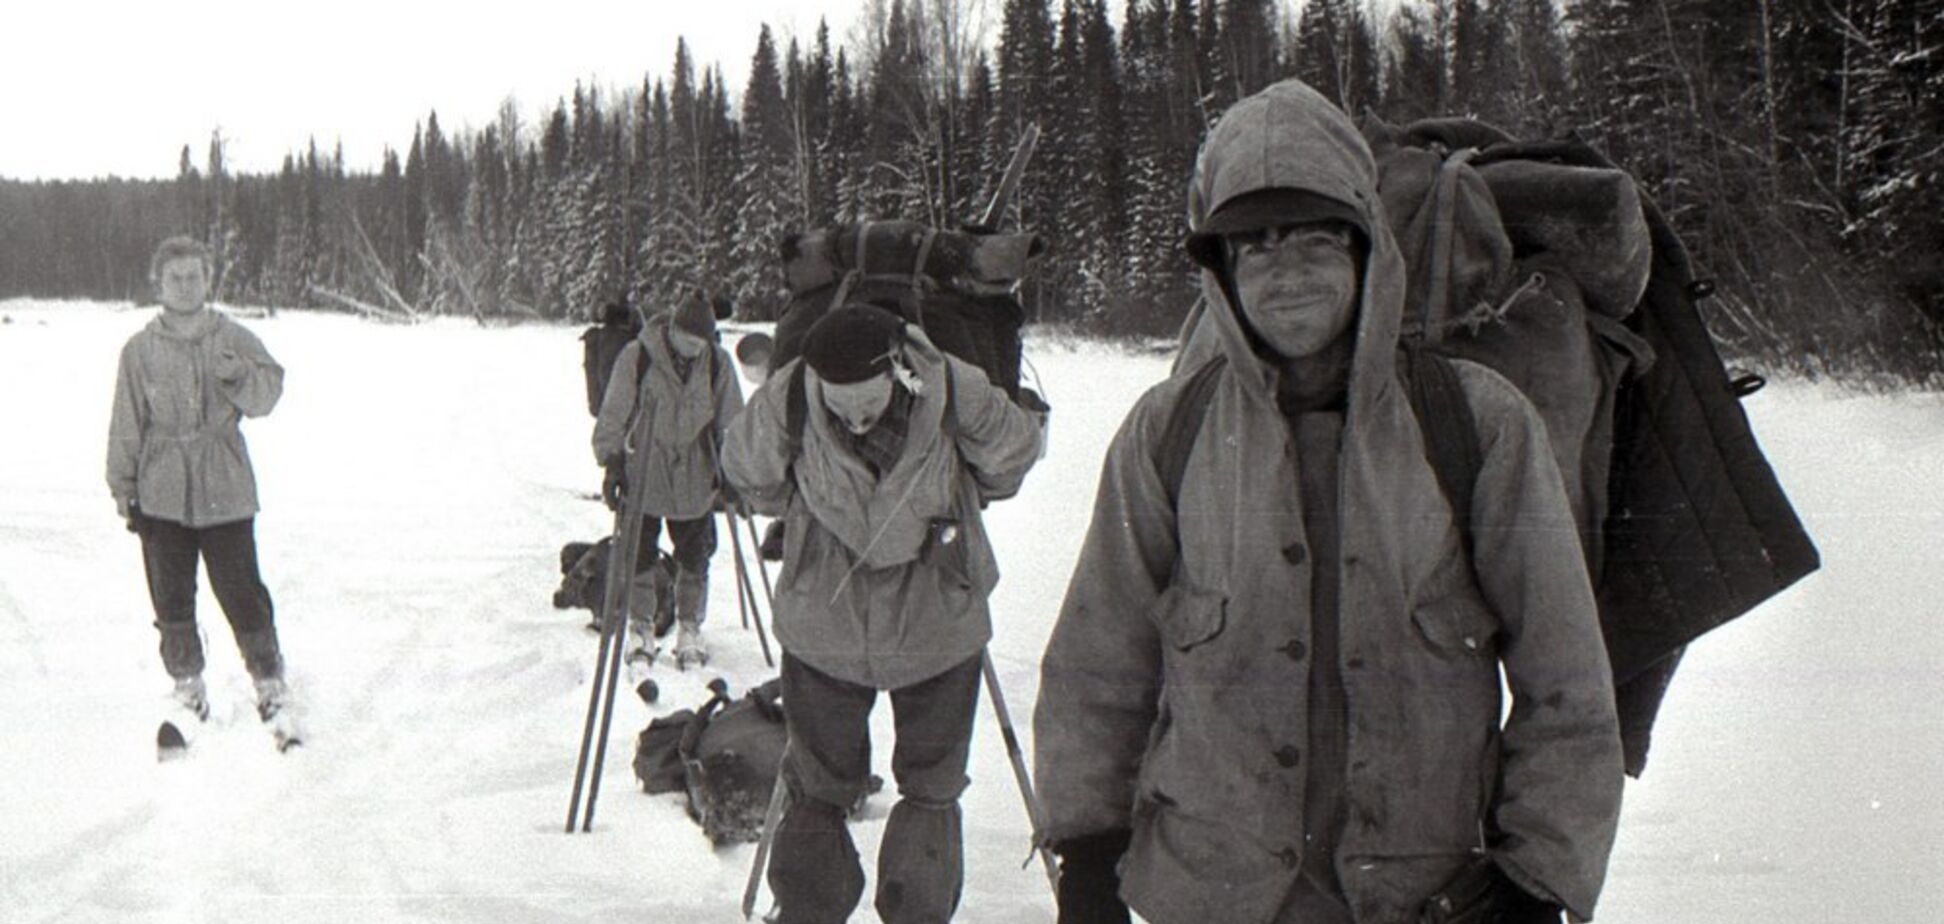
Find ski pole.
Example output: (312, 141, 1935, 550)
(569, 449, 652, 833)
(565, 607, 617, 832)
(580, 594, 632, 832)
(567, 513, 639, 832)
(727, 513, 752, 631)
(741, 513, 779, 614)
(981, 649, 1060, 894)
(725, 511, 775, 668)
(742, 748, 793, 920)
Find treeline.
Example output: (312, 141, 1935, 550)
(1, 0, 1938, 382)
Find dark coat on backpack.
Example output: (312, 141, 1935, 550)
(1033, 79, 1623, 924)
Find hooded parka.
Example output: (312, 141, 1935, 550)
(106, 310, 284, 528)
(721, 331, 1042, 690)
(592, 315, 744, 520)
(1033, 79, 1623, 924)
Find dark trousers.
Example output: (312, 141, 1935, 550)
(635, 514, 716, 574)
(770, 653, 983, 924)
(138, 516, 281, 680)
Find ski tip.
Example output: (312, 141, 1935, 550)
(157, 721, 189, 761)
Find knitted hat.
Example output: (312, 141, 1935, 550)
(1185, 187, 1364, 271)
(672, 293, 716, 340)
(801, 304, 907, 385)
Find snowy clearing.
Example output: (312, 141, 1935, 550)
(1, 301, 1938, 922)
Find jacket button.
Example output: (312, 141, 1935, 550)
(1282, 542, 1307, 565)
(1277, 847, 1300, 868)
(1280, 639, 1307, 662)
(1275, 745, 1302, 768)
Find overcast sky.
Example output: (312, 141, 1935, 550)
(4, 0, 863, 182)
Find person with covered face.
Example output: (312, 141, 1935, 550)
(721, 303, 1043, 924)
(108, 235, 292, 728)
(592, 293, 743, 670)
(1033, 79, 1624, 924)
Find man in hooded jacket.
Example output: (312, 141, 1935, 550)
(722, 304, 1042, 924)
(1032, 79, 1623, 924)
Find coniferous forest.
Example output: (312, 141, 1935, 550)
(2, 0, 1938, 383)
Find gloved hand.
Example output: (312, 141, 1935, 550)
(714, 482, 744, 515)
(1495, 877, 1565, 924)
(119, 497, 144, 534)
(602, 464, 627, 512)
(1419, 857, 1564, 924)
(758, 519, 786, 562)
(211, 348, 247, 383)
(1054, 830, 1131, 924)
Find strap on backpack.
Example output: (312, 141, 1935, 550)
(1400, 343, 1482, 542)
(910, 227, 938, 325)
(1155, 357, 1227, 508)
(1151, 349, 1481, 545)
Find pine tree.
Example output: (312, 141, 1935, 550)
(997, 0, 1057, 231)
(864, 0, 935, 221)
(1077, 0, 1131, 315)
(1382, 1, 1451, 121)
(734, 24, 799, 320)
(1218, 0, 1277, 98)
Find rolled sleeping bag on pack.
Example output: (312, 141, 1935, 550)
(1475, 159, 1652, 320)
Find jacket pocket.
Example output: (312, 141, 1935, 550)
(1149, 581, 1227, 652)
(919, 517, 970, 589)
(1410, 599, 1498, 659)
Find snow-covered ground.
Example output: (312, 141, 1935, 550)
(0, 300, 1937, 923)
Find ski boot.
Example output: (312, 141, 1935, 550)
(157, 675, 208, 761)
(173, 674, 211, 721)
(255, 676, 304, 752)
(625, 637, 660, 684)
(673, 620, 708, 670)
(672, 569, 709, 670)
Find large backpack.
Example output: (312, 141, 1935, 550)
(771, 220, 1047, 412)
(1163, 118, 1820, 775)
(581, 302, 643, 416)
(633, 679, 788, 846)
(1363, 116, 1818, 774)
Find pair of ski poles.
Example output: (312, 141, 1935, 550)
(564, 501, 777, 834)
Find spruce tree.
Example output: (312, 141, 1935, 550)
(734, 24, 798, 319)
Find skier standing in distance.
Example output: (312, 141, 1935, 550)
(108, 234, 295, 739)
(1033, 79, 1624, 924)
(721, 304, 1043, 924)
(592, 292, 743, 671)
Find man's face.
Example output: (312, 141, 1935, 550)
(821, 374, 894, 435)
(155, 256, 209, 314)
(1226, 222, 1358, 360)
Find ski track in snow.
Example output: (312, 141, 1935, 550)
(2, 301, 1940, 922)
